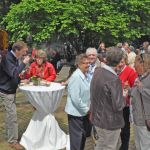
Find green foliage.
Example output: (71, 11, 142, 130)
(2, 0, 150, 51)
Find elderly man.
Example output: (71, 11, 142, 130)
(86, 47, 101, 82)
(0, 41, 30, 150)
(85, 47, 103, 138)
(90, 47, 125, 150)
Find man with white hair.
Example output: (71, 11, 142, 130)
(85, 47, 101, 138)
(86, 47, 100, 82)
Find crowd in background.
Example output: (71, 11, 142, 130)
(0, 40, 150, 150)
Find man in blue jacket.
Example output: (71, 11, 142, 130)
(0, 41, 30, 150)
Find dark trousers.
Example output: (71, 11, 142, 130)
(68, 114, 89, 150)
(120, 107, 130, 150)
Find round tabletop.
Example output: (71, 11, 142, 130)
(19, 82, 65, 92)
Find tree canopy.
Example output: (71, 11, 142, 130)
(2, 0, 150, 52)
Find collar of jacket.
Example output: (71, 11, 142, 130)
(10, 50, 17, 59)
(102, 64, 117, 76)
(76, 68, 88, 81)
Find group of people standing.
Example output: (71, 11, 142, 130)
(0, 40, 150, 150)
(64, 42, 150, 150)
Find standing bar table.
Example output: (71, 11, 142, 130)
(19, 82, 69, 150)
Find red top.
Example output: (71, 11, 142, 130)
(31, 48, 37, 59)
(26, 61, 56, 82)
(119, 66, 138, 105)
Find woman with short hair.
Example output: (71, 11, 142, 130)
(65, 54, 90, 150)
(26, 50, 56, 81)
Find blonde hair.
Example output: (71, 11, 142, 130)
(36, 50, 47, 62)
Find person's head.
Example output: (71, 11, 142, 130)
(126, 46, 132, 54)
(116, 43, 122, 48)
(12, 41, 28, 58)
(143, 41, 149, 52)
(75, 54, 89, 74)
(86, 47, 97, 64)
(97, 54, 105, 63)
(106, 47, 124, 68)
(99, 42, 105, 50)
(52, 50, 57, 56)
(35, 50, 47, 66)
(134, 53, 150, 75)
(117, 53, 128, 72)
(129, 45, 135, 52)
(122, 42, 129, 51)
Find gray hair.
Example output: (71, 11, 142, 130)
(116, 43, 122, 48)
(106, 47, 123, 67)
(75, 53, 88, 66)
(86, 47, 97, 56)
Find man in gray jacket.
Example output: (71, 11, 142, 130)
(90, 47, 125, 150)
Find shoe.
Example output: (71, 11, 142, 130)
(9, 142, 24, 150)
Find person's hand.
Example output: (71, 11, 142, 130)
(21, 79, 29, 84)
(135, 80, 142, 88)
(61, 81, 68, 86)
(124, 81, 129, 90)
(23, 55, 30, 64)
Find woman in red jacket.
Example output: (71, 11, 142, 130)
(117, 53, 137, 150)
(27, 50, 56, 82)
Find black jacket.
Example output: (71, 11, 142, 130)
(90, 66, 125, 130)
(0, 51, 25, 94)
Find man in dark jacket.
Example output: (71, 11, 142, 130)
(90, 47, 125, 150)
(0, 41, 30, 150)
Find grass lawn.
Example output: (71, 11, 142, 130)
(0, 90, 135, 150)
(0, 92, 68, 150)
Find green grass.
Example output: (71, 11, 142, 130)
(0, 92, 68, 150)
(0, 91, 135, 150)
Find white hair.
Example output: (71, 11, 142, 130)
(86, 47, 97, 55)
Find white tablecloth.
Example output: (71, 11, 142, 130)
(19, 82, 70, 150)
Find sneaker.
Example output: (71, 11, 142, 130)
(9, 142, 24, 150)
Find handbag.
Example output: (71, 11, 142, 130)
(140, 93, 150, 131)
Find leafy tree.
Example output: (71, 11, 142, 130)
(2, 0, 150, 52)
(0, 0, 21, 22)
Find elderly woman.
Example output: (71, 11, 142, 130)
(26, 50, 56, 81)
(65, 54, 90, 150)
(131, 54, 150, 150)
